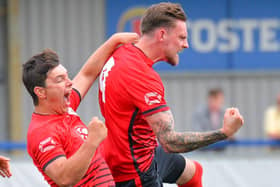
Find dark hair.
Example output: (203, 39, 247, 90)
(140, 2, 187, 34)
(208, 88, 223, 97)
(22, 48, 59, 105)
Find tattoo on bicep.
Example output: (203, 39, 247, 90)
(152, 110, 228, 153)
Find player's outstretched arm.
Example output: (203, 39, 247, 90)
(73, 32, 139, 99)
(44, 117, 107, 187)
(145, 108, 244, 153)
(0, 156, 12, 178)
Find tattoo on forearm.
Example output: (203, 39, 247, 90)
(151, 110, 227, 153)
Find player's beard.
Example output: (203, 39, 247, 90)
(166, 53, 179, 66)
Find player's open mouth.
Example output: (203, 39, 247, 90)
(64, 92, 71, 106)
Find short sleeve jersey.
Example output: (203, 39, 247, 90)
(99, 44, 170, 182)
(27, 89, 115, 187)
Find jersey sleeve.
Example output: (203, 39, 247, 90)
(70, 88, 82, 111)
(126, 70, 170, 116)
(28, 126, 66, 171)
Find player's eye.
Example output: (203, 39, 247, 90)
(56, 76, 65, 83)
(180, 36, 186, 40)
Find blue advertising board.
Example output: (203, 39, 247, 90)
(106, 0, 280, 71)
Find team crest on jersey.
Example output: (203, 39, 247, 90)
(39, 137, 57, 153)
(75, 127, 88, 140)
(144, 92, 162, 105)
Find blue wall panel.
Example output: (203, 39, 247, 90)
(106, 0, 280, 71)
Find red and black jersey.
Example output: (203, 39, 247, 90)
(99, 44, 170, 182)
(27, 89, 115, 187)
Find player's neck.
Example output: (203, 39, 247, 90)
(34, 104, 60, 115)
(135, 37, 164, 63)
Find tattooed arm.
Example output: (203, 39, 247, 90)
(145, 108, 244, 153)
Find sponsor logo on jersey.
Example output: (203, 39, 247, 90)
(144, 92, 162, 105)
(39, 137, 57, 153)
(75, 127, 88, 140)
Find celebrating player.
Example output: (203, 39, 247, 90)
(99, 2, 244, 187)
(22, 33, 138, 187)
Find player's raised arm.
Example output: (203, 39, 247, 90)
(73, 32, 139, 100)
(145, 108, 244, 153)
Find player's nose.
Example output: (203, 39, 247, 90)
(183, 40, 189, 49)
(66, 77, 73, 87)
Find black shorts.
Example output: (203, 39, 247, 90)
(116, 146, 186, 187)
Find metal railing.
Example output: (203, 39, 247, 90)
(1, 139, 280, 151)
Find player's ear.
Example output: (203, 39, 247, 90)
(34, 86, 47, 100)
(156, 27, 167, 42)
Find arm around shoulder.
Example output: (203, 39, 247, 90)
(73, 32, 139, 99)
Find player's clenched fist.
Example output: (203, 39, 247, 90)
(87, 117, 108, 147)
(221, 108, 244, 137)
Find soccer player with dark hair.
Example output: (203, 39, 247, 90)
(23, 33, 138, 187)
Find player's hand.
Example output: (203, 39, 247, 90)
(87, 117, 108, 147)
(0, 156, 12, 178)
(221, 108, 244, 137)
(112, 32, 139, 45)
